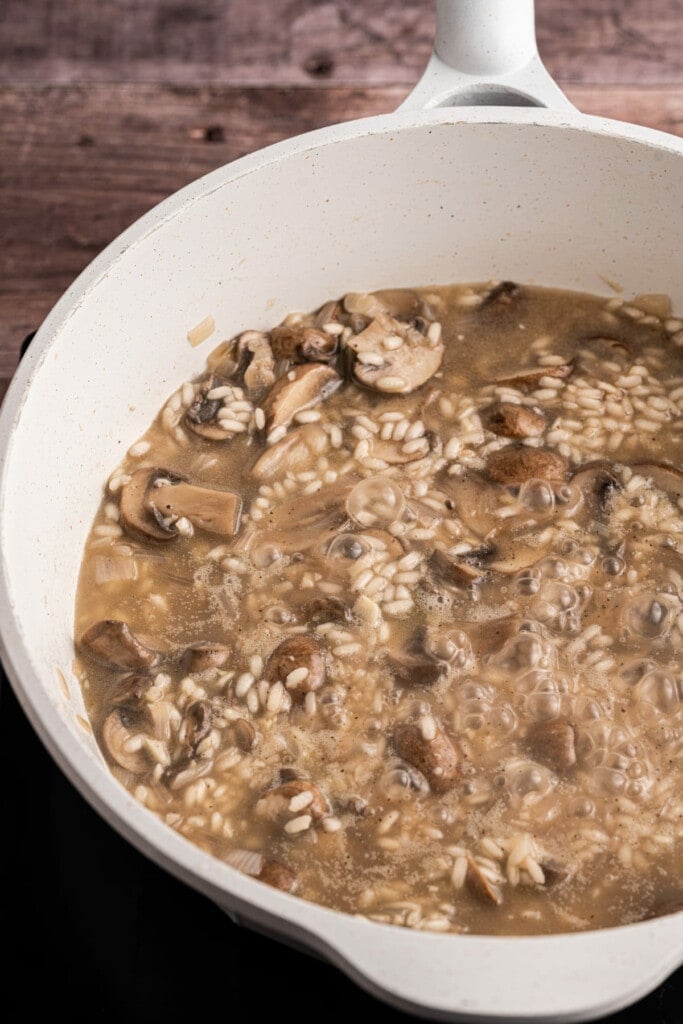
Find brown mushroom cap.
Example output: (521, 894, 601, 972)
(120, 468, 183, 542)
(261, 363, 341, 433)
(80, 620, 160, 671)
(386, 650, 448, 688)
(264, 636, 326, 694)
(486, 446, 569, 485)
(233, 718, 257, 752)
(393, 720, 459, 793)
(101, 706, 149, 773)
(528, 719, 577, 773)
(483, 402, 546, 439)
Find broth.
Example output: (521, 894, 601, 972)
(75, 282, 683, 935)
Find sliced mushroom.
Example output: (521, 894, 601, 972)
(462, 616, 518, 658)
(233, 718, 257, 752)
(183, 642, 232, 672)
(392, 720, 459, 793)
(101, 706, 149, 773)
(497, 363, 572, 391)
(184, 700, 212, 753)
(486, 446, 569, 485)
(264, 636, 326, 694)
(255, 779, 329, 823)
(632, 462, 683, 504)
(482, 402, 546, 439)
(466, 858, 503, 905)
(348, 314, 444, 395)
(265, 480, 352, 546)
(386, 650, 448, 688)
(239, 331, 276, 399)
(541, 858, 573, 887)
(184, 376, 239, 440)
(439, 472, 503, 539)
(261, 363, 341, 433)
(484, 525, 545, 575)
(429, 548, 484, 588)
(258, 860, 298, 893)
(270, 324, 338, 364)
(120, 468, 183, 542)
(80, 620, 160, 671)
(110, 672, 152, 705)
(570, 461, 620, 519)
(251, 423, 328, 479)
(147, 479, 241, 537)
(528, 719, 577, 773)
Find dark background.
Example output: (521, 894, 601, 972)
(1, 2, 681, 1020)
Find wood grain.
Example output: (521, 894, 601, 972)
(1, 0, 683, 87)
(2, 80, 682, 405)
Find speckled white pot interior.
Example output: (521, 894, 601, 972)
(1, 72, 682, 1024)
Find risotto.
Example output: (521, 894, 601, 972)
(75, 282, 682, 935)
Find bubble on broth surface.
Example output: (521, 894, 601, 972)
(635, 669, 680, 718)
(493, 631, 556, 674)
(505, 760, 555, 805)
(516, 670, 563, 721)
(326, 532, 371, 561)
(624, 592, 672, 638)
(347, 477, 405, 528)
(519, 478, 555, 515)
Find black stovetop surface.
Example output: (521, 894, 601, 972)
(0, 679, 679, 1023)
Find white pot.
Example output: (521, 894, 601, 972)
(0, 2, 681, 1020)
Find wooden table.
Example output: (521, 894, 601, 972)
(1, 0, 682, 401)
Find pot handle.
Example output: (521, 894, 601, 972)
(401, 0, 575, 112)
